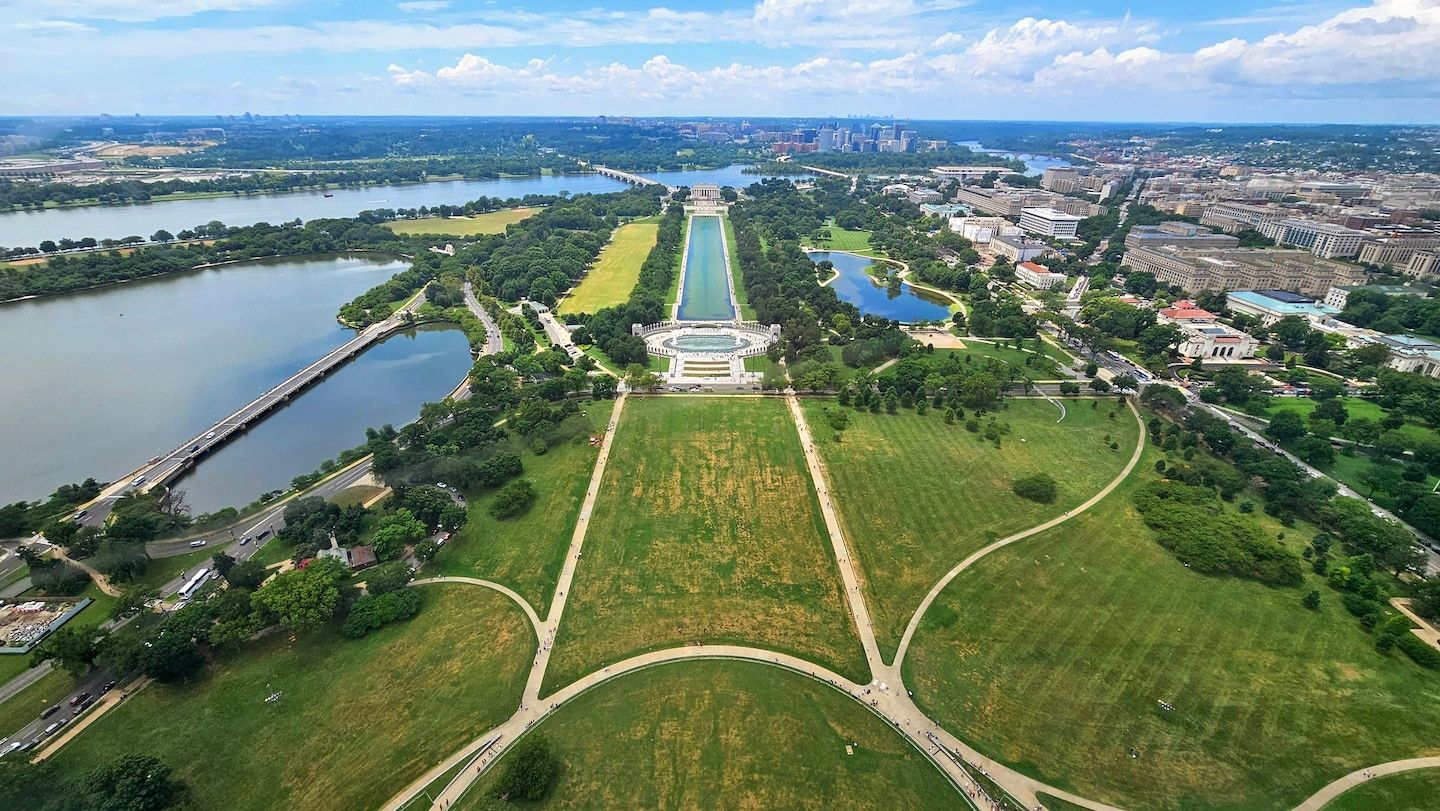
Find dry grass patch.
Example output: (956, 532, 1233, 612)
(544, 397, 867, 692)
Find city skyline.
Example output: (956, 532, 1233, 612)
(5, 0, 1439, 123)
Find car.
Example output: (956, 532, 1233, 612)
(189, 445, 200, 453)
(76, 697, 95, 712)
(101, 681, 117, 693)
(41, 722, 60, 737)
(39, 704, 60, 719)
(255, 529, 271, 541)
(204, 431, 217, 439)
(130, 475, 146, 486)
(4, 741, 21, 755)
(238, 537, 250, 546)
(68, 692, 91, 708)
(436, 482, 448, 490)
(188, 540, 207, 548)
(73, 509, 88, 520)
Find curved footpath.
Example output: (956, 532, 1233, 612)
(1292, 759, 1440, 811)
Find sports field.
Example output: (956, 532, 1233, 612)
(558, 219, 660, 315)
(462, 660, 957, 809)
(383, 207, 539, 236)
(432, 400, 613, 614)
(544, 397, 866, 691)
(904, 448, 1440, 810)
(1323, 769, 1440, 810)
(48, 585, 533, 811)
(802, 399, 1137, 657)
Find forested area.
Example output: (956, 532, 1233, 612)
(0, 218, 410, 301)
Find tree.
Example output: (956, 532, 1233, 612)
(591, 376, 617, 400)
(490, 480, 537, 519)
(1266, 411, 1306, 442)
(34, 625, 100, 676)
(150, 229, 174, 244)
(365, 561, 413, 596)
(1058, 381, 1080, 395)
(1303, 590, 1321, 610)
(1312, 398, 1348, 425)
(1012, 473, 1059, 503)
(224, 559, 266, 591)
(624, 363, 661, 392)
(211, 552, 236, 577)
(1272, 316, 1312, 349)
(369, 509, 426, 561)
(1088, 378, 1112, 393)
(1295, 436, 1336, 467)
(83, 754, 184, 811)
(1113, 374, 1138, 392)
(492, 735, 560, 802)
(1136, 323, 1182, 359)
(252, 557, 347, 631)
(139, 629, 207, 683)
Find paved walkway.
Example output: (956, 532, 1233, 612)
(410, 576, 541, 636)
(382, 393, 1146, 811)
(523, 392, 627, 704)
(1292, 758, 1440, 810)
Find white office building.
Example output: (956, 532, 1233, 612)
(1015, 261, 1067, 289)
(1018, 207, 1084, 239)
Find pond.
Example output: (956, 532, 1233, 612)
(811, 250, 952, 323)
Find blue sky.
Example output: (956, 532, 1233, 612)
(5, 0, 1438, 122)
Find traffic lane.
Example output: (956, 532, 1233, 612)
(145, 460, 373, 559)
(1, 669, 114, 755)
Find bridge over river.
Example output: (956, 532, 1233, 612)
(76, 291, 431, 527)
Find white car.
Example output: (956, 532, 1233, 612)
(130, 476, 146, 486)
(436, 482, 448, 490)
(204, 431, 217, 439)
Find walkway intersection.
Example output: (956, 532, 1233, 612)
(385, 393, 1145, 811)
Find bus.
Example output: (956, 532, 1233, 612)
(178, 568, 213, 601)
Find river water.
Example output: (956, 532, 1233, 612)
(0, 166, 790, 249)
(0, 254, 472, 511)
(813, 251, 952, 323)
(956, 141, 1072, 176)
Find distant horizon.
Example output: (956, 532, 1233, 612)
(3, 114, 1436, 128)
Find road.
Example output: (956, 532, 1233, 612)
(521, 300, 584, 361)
(76, 291, 429, 528)
(0, 669, 116, 758)
(461, 282, 502, 356)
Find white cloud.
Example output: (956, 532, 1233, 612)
(9, 0, 285, 23)
(397, 1, 451, 12)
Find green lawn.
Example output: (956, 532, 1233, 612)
(383, 207, 540, 237)
(803, 399, 1136, 658)
(330, 484, 385, 508)
(249, 536, 294, 568)
(463, 660, 958, 809)
(805, 219, 875, 255)
(133, 545, 225, 595)
(558, 218, 660, 315)
(431, 399, 615, 614)
(743, 353, 783, 378)
(905, 446, 1440, 811)
(1322, 768, 1440, 810)
(49, 584, 533, 811)
(933, 342, 1064, 379)
(545, 397, 867, 692)
(1262, 396, 1431, 448)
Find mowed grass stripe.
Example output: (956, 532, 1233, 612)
(48, 585, 534, 811)
(462, 660, 958, 810)
(383, 207, 540, 236)
(544, 397, 868, 692)
(558, 218, 660, 315)
(802, 399, 1136, 659)
(905, 447, 1440, 811)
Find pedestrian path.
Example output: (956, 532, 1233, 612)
(1292, 758, 1440, 811)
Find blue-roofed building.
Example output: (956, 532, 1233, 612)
(1225, 290, 1341, 325)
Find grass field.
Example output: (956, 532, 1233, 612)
(558, 218, 660, 315)
(904, 446, 1440, 811)
(463, 660, 958, 810)
(330, 484, 385, 508)
(49, 584, 533, 811)
(133, 545, 225, 594)
(1322, 768, 1440, 810)
(383, 207, 539, 237)
(933, 343, 1065, 379)
(1260, 396, 1431, 448)
(802, 399, 1136, 658)
(805, 219, 875, 255)
(431, 400, 614, 614)
(544, 397, 867, 692)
